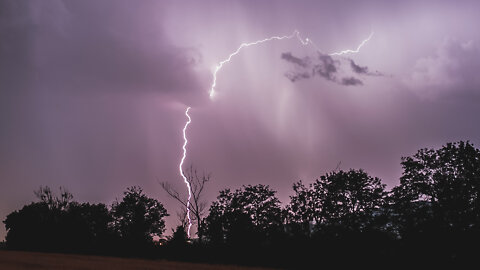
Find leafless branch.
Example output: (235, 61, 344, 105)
(159, 164, 211, 239)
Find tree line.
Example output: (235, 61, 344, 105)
(3, 141, 480, 267)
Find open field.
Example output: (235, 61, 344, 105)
(0, 250, 276, 270)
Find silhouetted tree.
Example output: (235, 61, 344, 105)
(4, 186, 112, 253)
(287, 169, 387, 235)
(4, 202, 52, 251)
(393, 141, 480, 235)
(111, 186, 168, 245)
(321, 169, 387, 231)
(285, 180, 324, 236)
(65, 202, 113, 251)
(4, 186, 76, 251)
(204, 184, 282, 246)
(168, 225, 188, 247)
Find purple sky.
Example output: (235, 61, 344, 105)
(2, 0, 480, 239)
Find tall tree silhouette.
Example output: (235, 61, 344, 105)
(111, 186, 168, 245)
(4, 202, 52, 251)
(65, 202, 113, 251)
(285, 180, 323, 236)
(392, 141, 480, 235)
(204, 184, 282, 245)
(4, 186, 112, 252)
(287, 169, 387, 234)
(168, 225, 188, 247)
(4, 186, 75, 251)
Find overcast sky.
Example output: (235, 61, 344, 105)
(1, 0, 480, 239)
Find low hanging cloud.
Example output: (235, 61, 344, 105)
(313, 54, 338, 81)
(350, 59, 384, 76)
(281, 51, 378, 86)
(280, 52, 310, 68)
(407, 37, 480, 99)
(341, 76, 363, 86)
(350, 59, 369, 74)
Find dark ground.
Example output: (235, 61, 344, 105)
(0, 250, 277, 270)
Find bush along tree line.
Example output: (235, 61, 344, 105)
(3, 141, 480, 267)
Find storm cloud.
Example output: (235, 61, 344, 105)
(314, 54, 339, 82)
(281, 52, 370, 86)
(350, 59, 369, 74)
(281, 52, 310, 68)
(341, 77, 363, 86)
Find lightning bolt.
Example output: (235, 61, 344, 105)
(209, 30, 311, 99)
(208, 30, 373, 98)
(179, 106, 193, 238)
(179, 30, 373, 238)
(329, 31, 374, 56)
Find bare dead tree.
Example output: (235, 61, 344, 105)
(160, 165, 211, 240)
(333, 161, 342, 172)
(175, 205, 188, 229)
(34, 186, 73, 210)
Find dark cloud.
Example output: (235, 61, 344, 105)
(285, 71, 311, 82)
(281, 52, 373, 86)
(350, 59, 384, 76)
(350, 59, 369, 74)
(281, 52, 313, 82)
(341, 77, 363, 86)
(313, 54, 339, 81)
(281, 52, 339, 83)
(281, 52, 310, 68)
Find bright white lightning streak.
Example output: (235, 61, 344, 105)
(208, 30, 373, 98)
(180, 29, 373, 237)
(329, 31, 374, 56)
(179, 106, 193, 238)
(209, 30, 310, 99)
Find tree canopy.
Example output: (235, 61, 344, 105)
(287, 169, 387, 234)
(111, 186, 168, 244)
(204, 184, 282, 245)
(393, 141, 480, 234)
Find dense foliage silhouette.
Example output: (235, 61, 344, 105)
(111, 186, 168, 246)
(286, 169, 387, 236)
(4, 186, 167, 256)
(204, 184, 283, 247)
(3, 141, 480, 267)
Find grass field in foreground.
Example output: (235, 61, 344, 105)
(0, 250, 276, 270)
